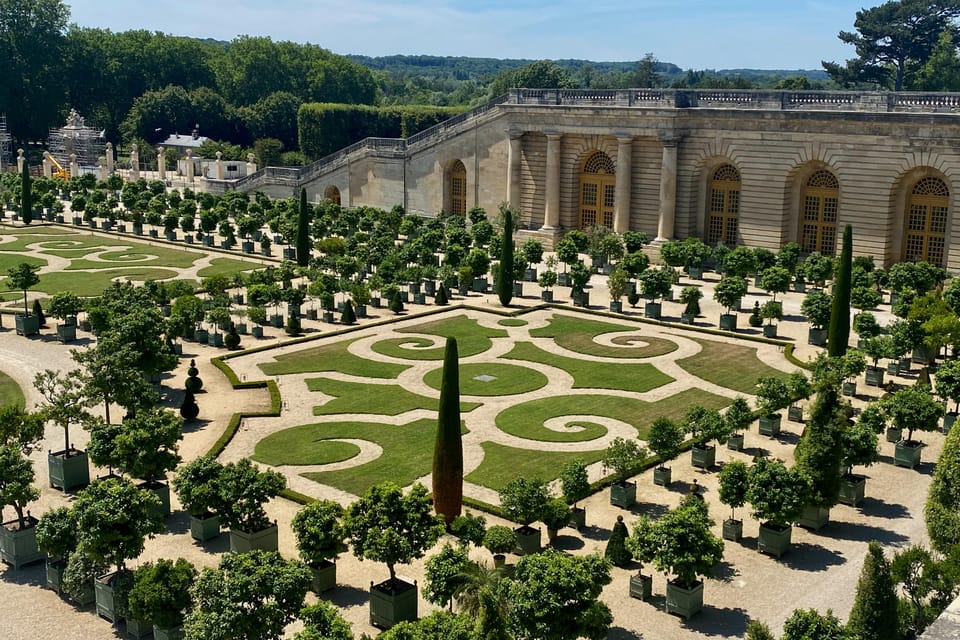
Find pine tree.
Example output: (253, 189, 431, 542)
(20, 161, 32, 225)
(295, 188, 310, 267)
(433, 337, 463, 524)
(497, 208, 514, 306)
(846, 541, 899, 640)
(828, 224, 852, 357)
(604, 515, 631, 567)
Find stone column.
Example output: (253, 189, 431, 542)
(69, 153, 79, 178)
(614, 134, 633, 233)
(655, 134, 680, 242)
(506, 129, 523, 209)
(185, 149, 195, 182)
(42, 152, 51, 178)
(157, 147, 166, 181)
(215, 151, 224, 180)
(130, 144, 139, 180)
(98, 157, 107, 181)
(16, 149, 24, 173)
(541, 131, 563, 230)
(105, 142, 114, 174)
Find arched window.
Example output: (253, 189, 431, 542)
(800, 170, 839, 255)
(323, 185, 341, 206)
(903, 177, 949, 266)
(578, 151, 615, 229)
(449, 160, 466, 216)
(707, 164, 740, 246)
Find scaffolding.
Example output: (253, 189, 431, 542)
(0, 114, 11, 172)
(47, 108, 104, 170)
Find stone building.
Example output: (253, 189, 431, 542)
(212, 89, 960, 270)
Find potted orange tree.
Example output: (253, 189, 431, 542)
(292, 499, 345, 594)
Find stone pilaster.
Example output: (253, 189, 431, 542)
(97, 157, 107, 181)
(655, 134, 680, 242)
(130, 144, 139, 180)
(185, 149, 195, 182)
(69, 154, 79, 178)
(42, 152, 51, 178)
(541, 131, 562, 230)
(215, 151, 224, 180)
(614, 134, 633, 233)
(507, 129, 523, 209)
(157, 147, 165, 181)
(105, 142, 114, 174)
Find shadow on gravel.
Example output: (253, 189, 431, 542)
(166, 511, 190, 535)
(607, 626, 643, 640)
(328, 584, 369, 608)
(0, 561, 44, 587)
(628, 502, 669, 519)
(712, 560, 740, 583)
(818, 520, 909, 546)
(551, 534, 584, 551)
(682, 605, 750, 636)
(581, 524, 611, 541)
(779, 541, 846, 571)
(859, 496, 910, 520)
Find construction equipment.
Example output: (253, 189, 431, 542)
(43, 152, 68, 180)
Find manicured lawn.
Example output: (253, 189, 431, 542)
(307, 377, 480, 415)
(0, 254, 46, 273)
(0, 370, 24, 408)
(423, 362, 548, 396)
(33, 268, 181, 296)
(677, 338, 790, 394)
(260, 338, 409, 378)
(498, 318, 527, 327)
(254, 433, 359, 466)
(466, 442, 607, 491)
(65, 246, 203, 269)
(197, 257, 262, 278)
(530, 313, 678, 358)
(504, 341, 673, 393)
(370, 315, 507, 360)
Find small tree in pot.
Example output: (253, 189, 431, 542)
(541, 497, 572, 546)
(638, 267, 673, 320)
(838, 417, 880, 507)
(172, 456, 224, 541)
(718, 460, 749, 541)
(128, 558, 198, 639)
(886, 383, 944, 469)
(109, 407, 183, 517)
(679, 285, 702, 324)
(291, 500, 345, 594)
(482, 525, 517, 568)
(755, 375, 791, 437)
(714, 275, 748, 330)
(48, 291, 84, 342)
(685, 405, 728, 470)
(802, 289, 833, 346)
(7, 262, 41, 336)
(935, 358, 960, 432)
(34, 369, 91, 492)
(0, 406, 45, 568)
(793, 376, 846, 531)
(498, 476, 549, 555)
(36, 506, 78, 594)
(602, 437, 647, 508)
(216, 457, 287, 553)
(560, 459, 590, 529)
(607, 265, 629, 313)
(746, 457, 809, 558)
(647, 416, 683, 486)
(724, 396, 753, 451)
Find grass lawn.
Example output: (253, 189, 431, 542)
(498, 318, 527, 327)
(530, 313, 678, 358)
(423, 362, 548, 396)
(254, 433, 360, 466)
(369, 315, 507, 360)
(0, 254, 47, 273)
(307, 377, 481, 415)
(31, 268, 181, 296)
(197, 257, 263, 278)
(494, 388, 729, 443)
(65, 246, 203, 269)
(1, 227, 72, 236)
(0, 370, 24, 408)
(466, 442, 607, 491)
(504, 341, 673, 393)
(260, 338, 409, 378)
(257, 418, 466, 496)
(677, 338, 790, 394)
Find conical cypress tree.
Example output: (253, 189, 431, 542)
(390, 292, 404, 314)
(604, 515, 631, 567)
(32, 299, 45, 326)
(497, 209, 514, 306)
(828, 224, 852, 357)
(295, 188, 310, 267)
(435, 282, 449, 305)
(793, 377, 845, 509)
(20, 161, 32, 225)
(340, 299, 356, 324)
(846, 541, 899, 640)
(433, 336, 463, 524)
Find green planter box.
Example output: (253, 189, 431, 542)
(15, 313, 40, 336)
(609, 301, 622, 313)
(0, 517, 44, 569)
(788, 405, 804, 422)
(886, 427, 902, 443)
(472, 277, 488, 293)
(515, 526, 542, 555)
(541, 290, 553, 303)
(793, 280, 806, 293)
(913, 345, 936, 366)
(125, 617, 152, 639)
(808, 327, 828, 346)
(719, 313, 737, 331)
(369, 579, 418, 629)
(722, 519, 743, 542)
(56, 322, 76, 343)
(666, 580, 704, 619)
(797, 505, 830, 531)
(310, 560, 337, 594)
(653, 466, 672, 486)
(838, 475, 866, 507)
(762, 324, 778, 338)
(645, 302, 662, 320)
(48, 449, 89, 492)
(894, 441, 922, 469)
(629, 573, 653, 601)
(680, 312, 695, 325)
(46, 557, 66, 594)
(72, 579, 96, 607)
(208, 332, 224, 347)
(691, 444, 716, 469)
(726, 433, 744, 451)
(899, 357, 913, 373)
(865, 366, 885, 387)
(574, 291, 591, 308)
(687, 266, 703, 280)
(758, 522, 792, 559)
(95, 571, 126, 623)
(194, 329, 209, 343)
(270, 315, 283, 328)
(251, 326, 264, 338)
(569, 506, 586, 529)
(141, 482, 171, 519)
(153, 626, 184, 640)
(513, 282, 523, 297)
(887, 360, 901, 376)
(842, 381, 857, 397)
(229, 523, 279, 553)
(758, 414, 781, 437)
(610, 481, 637, 508)
(524, 268, 538, 282)
(943, 412, 957, 434)
(189, 513, 221, 541)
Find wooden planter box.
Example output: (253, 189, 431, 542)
(241, 241, 254, 254)
(251, 326, 264, 338)
(48, 449, 89, 492)
(0, 517, 44, 569)
(574, 291, 590, 308)
(788, 404, 804, 422)
(524, 268, 538, 282)
(46, 557, 66, 594)
(894, 441, 922, 469)
(758, 414, 781, 437)
(838, 475, 866, 507)
(887, 360, 901, 376)
(15, 314, 40, 336)
(645, 302, 662, 320)
(369, 579, 418, 629)
(515, 526, 542, 555)
(808, 327, 828, 346)
(569, 506, 586, 529)
(125, 617, 152, 639)
(609, 481, 637, 508)
(691, 444, 716, 469)
(762, 324, 778, 338)
(140, 481, 171, 519)
(666, 580, 704, 619)
(56, 322, 76, 343)
(541, 290, 553, 303)
(653, 466, 672, 486)
(609, 301, 622, 313)
(758, 522, 792, 559)
(943, 412, 957, 434)
(722, 518, 743, 542)
(797, 505, 830, 531)
(557, 272, 571, 287)
(719, 313, 737, 331)
(886, 427, 902, 443)
(680, 312, 695, 325)
(865, 366, 885, 387)
(472, 277, 488, 292)
(96, 571, 128, 622)
(726, 433, 744, 451)
(687, 266, 703, 280)
(310, 560, 337, 594)
(913, 345, 936, 366)
(229, 523, 279, 553)
(153, 626, 184, 640)
(189, 513, 220, 541)
(629, 573, 653, 601)
(842, 381, 857, 397)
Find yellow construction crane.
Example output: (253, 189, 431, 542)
(43, 152, 69, 180)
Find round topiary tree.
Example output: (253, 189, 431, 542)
(482, 525, 517, 565)
(647, 416, 683, 482)
(184, 360, 203, 393)
(292, 499, 346, 594)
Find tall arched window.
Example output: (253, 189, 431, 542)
(578, 151, 615, 229)
(449, 160, 467, 216)
(800, 170, 839, 255)
(707, 164, 740, 246)
(323, 185, 341, 206)
(903, 177, 949, 266)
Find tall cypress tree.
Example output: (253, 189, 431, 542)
(433, 336, 463, 524)
(828, 224, 852, 356)
(497, 208, 514, 306)
(846, 541, 899, 640)
(794, 376, 845, 510)
(20, 161, 32, 226)
(295, 188, 310, 267)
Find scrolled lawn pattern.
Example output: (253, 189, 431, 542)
(530, 313, 679, 358)
(422, 362, 548, 396)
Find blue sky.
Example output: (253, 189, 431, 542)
(66, 0, 869, 69)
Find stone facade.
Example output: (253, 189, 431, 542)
(217, 89, 960, 270)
